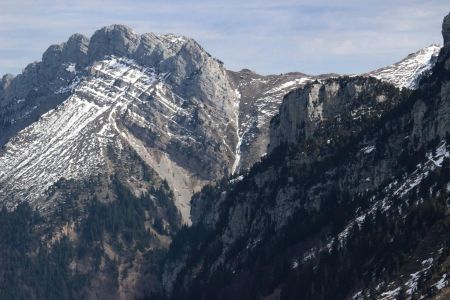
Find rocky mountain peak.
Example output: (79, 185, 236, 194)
(41, 33, 89, 69)
(88, 24, 140, 61)
(442, 12, 450, 46)
(39, 25, 199, 71)
(42, 44, 63, 67)
(63, 33, 89, 63)
(0, 24, 242, 226)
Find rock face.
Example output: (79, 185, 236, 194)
(43, 33, 90, 68)
(443, 12, 450, 46)
(268, 77, 403, 153)
(228, 70, 316, 171)
(88, 25, 140, 60)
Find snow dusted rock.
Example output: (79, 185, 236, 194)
(0, 33, 93, 146)
(262, 45, 441, 156)
(0, 25, 239, 224)
(228, 45, 440, 173)
(228, 70, 319, 172)
(365, 44, 441, 89)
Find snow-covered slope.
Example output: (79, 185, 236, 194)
(0, 58, 165, 212)
(0, 25, 240, 224)
(365, 44, 441, 89)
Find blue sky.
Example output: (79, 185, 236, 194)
(0, 0, 448, 75)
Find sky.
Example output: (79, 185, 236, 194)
(0, 0, 449, 76)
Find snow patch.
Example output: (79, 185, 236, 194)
(379, 287, 401, 300)
(65, 63, 76, 73)
(231, 89, 242, 174)
(291, 259, 299, 269)
(434, 274, 448, 290)
(229, 175, 244, 185)
(361, 145, 375, 154)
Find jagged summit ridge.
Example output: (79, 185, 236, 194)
(42, 33, 89, 68)
(88, 24, 140, 61)
(41, 24, 199, 73)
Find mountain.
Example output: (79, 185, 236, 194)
(0, 25, 241, 225)
(0, 25, 437, 223)
(0, 25, 241, 299)
(161, 14, 450, 300)
(0, 18, 446, 300)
